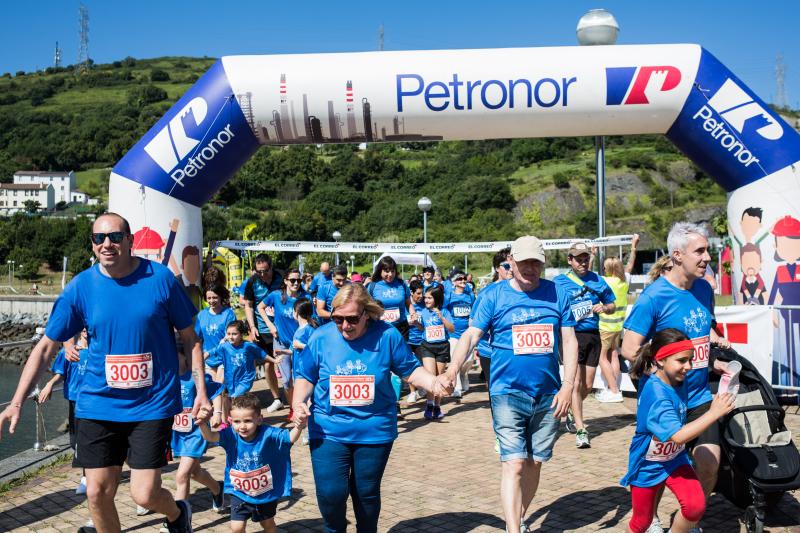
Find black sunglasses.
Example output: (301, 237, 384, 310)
(453, 277, 466, 282)
(286, 278, 301, 284)
(91, 231, 126, 245)
(331, 310, 365, 325)
(500, 262, 511, 270)
(255, 268, 271, 274)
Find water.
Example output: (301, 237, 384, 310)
(0, 361, 69, 461)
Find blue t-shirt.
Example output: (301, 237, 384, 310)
(219, 425, 293, 504)
(419, 308, 453, 344)
(621, 375, 691, 487)
(407, 301, 425, 346)
(316, 280, 342, 324)
(369, 280, 411, 324)
(309, 271, 331, 295)
(472, 291, 492, 358)
(552, 271, 616, 333)
(471, 280, 576, 398)
(624, 277, 715, 408)
(443, 279, 473, 301)
(206, 342, 266, 397)
(171, 371, 223, 458)
(50, 348, 89, 402)
(291, 324, 315, 375)
(45, 259, 196, 422)
(296, 321, 420, 444)
(195, 307, 237, 353)
(445, 291, 475, 339)
(264, 290, 309, 346)
(244, 273, 283, 333)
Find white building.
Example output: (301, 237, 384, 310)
(0, 183, 55, 214)
(13, 170, 76, 204)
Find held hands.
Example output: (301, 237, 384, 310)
(192, 395, 213, 420)
(292, 402, 311, 428)
(195, 405, 213, 423)
(435, 373, 455, 396)
(210, 412, 222, 428)
(710, 392, 736, 418)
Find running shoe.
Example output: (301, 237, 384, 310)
(266, 399, 284, 413)
(423, 403, 434, 420)
(565, 411, 577, 433)
(433, 405, 445, 420)
(136, 505, 152, 516)
(165, 499, 193, 533)
(461, 372, 470, 392)
(451, 389, 463, 398)
(211, 480, 225, 513)
(75, 476, 87, 495)
(597, 390, 624, 403)
(645, 517, 663, 533)
(406, 390, 419, 403)
(575, 429, 591, 449)
(77, 519, 96, 533)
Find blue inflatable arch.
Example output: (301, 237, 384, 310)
(108, 44, 800, 304)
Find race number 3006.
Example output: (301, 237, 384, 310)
(691, 336, 710, 369)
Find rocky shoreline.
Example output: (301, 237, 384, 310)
(0, 314, 48, 364)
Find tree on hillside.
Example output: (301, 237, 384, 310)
(23, 200, 41, 213)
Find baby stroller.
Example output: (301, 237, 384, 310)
(710, 346, 800, 533)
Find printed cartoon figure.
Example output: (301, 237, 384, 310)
(731, 207, 770, 304)
(181, 245, 202, 308)
(767, 215, 800, 386)
(739, 243, 766, 305)
(131, 218, 179, 270)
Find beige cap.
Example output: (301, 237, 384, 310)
(511, 236, 546, 262)
(568, 241, 591, 257)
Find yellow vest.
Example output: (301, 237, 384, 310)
(599, 276, 628, 333)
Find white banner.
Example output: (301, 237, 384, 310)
(216, 235, 633, 254)
(714, 305, 774, 381)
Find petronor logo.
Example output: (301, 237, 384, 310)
(705, 79, 783, 140)
(606, 66, 682, 105)
(144, 97, 209, 173)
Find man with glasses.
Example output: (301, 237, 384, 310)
(553, 242, 616, 449)
(316, 265, 348, 324)
(0, 212, 209, 533)
(445, 236, 579, 533)
(243, 253, 285, 413)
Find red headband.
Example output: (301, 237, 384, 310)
(654, 340, 695, 361)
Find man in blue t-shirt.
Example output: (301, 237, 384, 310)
(315, 265, 348, 323)
(308, 262, 331, 296)
(621, 222, 731, 529)
(243, 253, 285, 413)
(445, 236, 579, 533)
(0, 212, 209, 533)
(553, 241, 616, 449)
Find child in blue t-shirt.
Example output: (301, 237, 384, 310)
(197, 393, 304, 532)
(412, 284, 454, 421)
(170, 347, 226, 512)
(621, 328, 734, 533)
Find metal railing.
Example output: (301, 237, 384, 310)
(773, 305, 800, 395)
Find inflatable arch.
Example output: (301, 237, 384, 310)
(109, 44, 799, 312)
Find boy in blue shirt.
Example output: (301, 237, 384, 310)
(197, 393, 304, 533)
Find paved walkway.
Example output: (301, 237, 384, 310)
(1, 375, 798, 532)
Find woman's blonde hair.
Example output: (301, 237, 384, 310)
(603, 257, 626, 283)
(647, 255, 673, 284)
(331, 283, 384, 321)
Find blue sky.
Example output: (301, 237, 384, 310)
(1, 1, 797, 107)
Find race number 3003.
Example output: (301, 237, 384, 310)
(105, 353, 153, 389)
(230, 465, 273, 497)
(512, 324, 554, 355)
(330, 375, 375, 406)
(172, 408, 193, 432)
(691, 336, 710, 369)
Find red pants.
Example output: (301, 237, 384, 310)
(629, 464, 706, 533)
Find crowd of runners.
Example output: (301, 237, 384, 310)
(0, 213, 738, 533)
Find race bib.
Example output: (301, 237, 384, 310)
(691, 336, 710, 369)
(105, 353, 153, 389)
(645, 437, 684, 462)
(230, 465, 273, 497)
(381, 308, 401, 323)
(172, 408, 192, 433)
(512, 324, 554, 355)
(571, 300, 593, 322)
(453, 306, 471, 318)
(425, 324, 446, 342)
(330, 375, 375, 406)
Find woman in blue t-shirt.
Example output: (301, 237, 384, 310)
(414, 284, 455, 420)
(444, 271, 475, 397)
(622, 328, 734, 533)
(195, 284, 236, 379)
(368, 256, 413, 340)
(293, 283, 445, 533)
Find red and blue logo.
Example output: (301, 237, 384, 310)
(606, 66, 681, 105)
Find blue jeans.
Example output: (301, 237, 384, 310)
(491, 391, 559, 462)
(310, 439, 394, 533)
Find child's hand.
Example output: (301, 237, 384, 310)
(210, 412, 222, 428)
(710, 392, 735, 418)
(294, 416, 308, 430)
(196, 405, 213, 422)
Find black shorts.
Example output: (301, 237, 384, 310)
(576, 330, 602, 367)
(74, 417, 173, 469)
(254, 331, 274, 355)
(419, 341, 450, 364)
(68, 400, 77, 451)
(686, 401, 720, 452)
(230, 494, 277, 522)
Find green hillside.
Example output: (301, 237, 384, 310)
(0, 56, 734, 274)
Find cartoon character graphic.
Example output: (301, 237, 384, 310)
(181, 245, 202, 308)
(132, 218, 179, 269)
(767, 215, 800, 386)
(739, 243, 767, 305)
(731, 207, 770, 304)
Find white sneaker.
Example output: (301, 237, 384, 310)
(645, 516, 663, 533)
(597, 390, 624, 403)
(406, 391, 418, 403)
(136, 505, 152, 516)
(266, 399, 284, 413)
(451, 389, 462, 398)
(461, 372, 470, 392)
(75, 476, 87, 495)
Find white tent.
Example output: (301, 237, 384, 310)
(373, 253, 438, 272)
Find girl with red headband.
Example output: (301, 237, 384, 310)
(621, 328, 735, 533)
